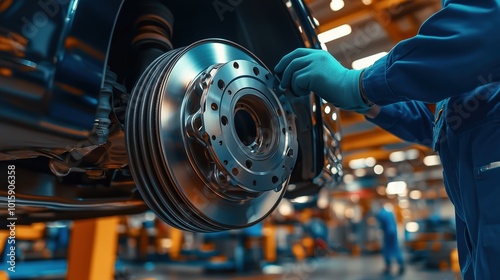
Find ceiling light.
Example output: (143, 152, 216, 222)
(405, 149, 420, 160)
(409, 190, 422, 200)
(344, 207, 354, 219)
(345, 182, 360, 192)
(145, 211, 156, 221)
(317, 188, 329, 209)
(278, 199, 294, 215)
(352, 52, 388, 70)
(354, 169, 366, 177)
(386, 181, 407, 195)
(398, 199, 410, 208)
(365, 157, 376, 167)
(313, 17, 320, 26)
(324, 105, 332, 114)
(349, 158, 366, 169)
(402, 209, 412, 219)
(376, 185, 386, 195)
(385, 167, 397, 177)
(331, 112, 337, 121)
(318, 24, 352, 43)
(389, 151, 406, 162)
(291, 196, 311, 204)
(374, 164, 384, 175)
(332, 202, 346, 218)
(330, 0, 345, 11)
(423, 155, 441, 166)
(343, 174, 354, 184)
(362, 0, 373, 5)
(405, 222, 419, 233)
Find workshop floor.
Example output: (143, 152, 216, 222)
(122, 254, 462, 280)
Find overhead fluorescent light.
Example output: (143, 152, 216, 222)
(278, 199, 294, 215)
(313, 17, 320, 26)
(405, 222, 419, 233)
(331, 112, 337, 121)
(291, 196, 311, 204)
(398, 199, 410, 208)
(318, 24, 352, 43)
(409, 190, 422, 200)
(354, 169, 366, 177)
(405, 149, 420, 160)
(343, 174, 354, 184)
(389, 151, 406, 162)
(330, 0, 345, 11)
(365, 157, 376, 167)
(385, 167, 397, 177)
(352, 52, 388, 70)
(374, 164, 384, 175)
(348, 158, 366, 169)
(423, 155, 441, 166)
(324, 105, 332, 114)
(386, 181, 407, 195)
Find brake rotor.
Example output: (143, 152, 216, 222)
(126, 39, 298, 232)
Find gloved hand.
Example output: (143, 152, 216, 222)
(274, 48, 372, 112)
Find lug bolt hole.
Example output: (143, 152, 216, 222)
(217, 79, 225, 90)
(232, 168, 239, 176)
(246, 160, 253, 169)
(253, 67, 260, 76)
(272, 176, 279, 184)
(233, 62, 239, 69)
(211, 103, 218, 111)
(221, 116, 228, 126)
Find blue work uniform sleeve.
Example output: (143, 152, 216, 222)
(362, 0, 500, 105)
(366, 101, 434, 148)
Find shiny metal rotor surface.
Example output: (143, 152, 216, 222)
(126, 39, 298, 232)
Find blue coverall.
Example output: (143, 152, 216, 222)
(361, 1, 500, 278)
(376, 207, 404, 272)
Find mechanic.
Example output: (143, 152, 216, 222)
(274, 0, 500, 279)
(374, 202, 405, 275)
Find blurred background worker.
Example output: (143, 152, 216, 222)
(374, 202, 404, 275)
(275, 0, 500, 279)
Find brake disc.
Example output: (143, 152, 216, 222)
(126, 39, 298, 232)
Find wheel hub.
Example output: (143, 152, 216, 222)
(126, 39, 298, 232)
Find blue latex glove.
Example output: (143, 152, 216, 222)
(274, 48, 371, 112)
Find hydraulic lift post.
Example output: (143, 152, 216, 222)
(67, 217, 119, 280)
